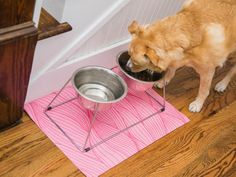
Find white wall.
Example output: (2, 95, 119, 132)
(66, 0, 184, 63)
(30, 0, 128, 82)
(33, 0, 43, 27)
(62, 0, 117, 32)
(43, 0, 66, 22)
(27, 0, 185, 102)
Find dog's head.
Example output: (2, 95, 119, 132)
(128, 20, 189, 73)
(128, 21, 161, 73)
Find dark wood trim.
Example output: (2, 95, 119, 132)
(0, 24, 38, 130)
(0, 119, 22, 132)
(0, 0, 38, 130)
(0, 22, 33, 35)
(0, 0, 36, 28)
(0, 1, 72, 130)
(38, 22, 72, 40)
(0, 22, 37, 42)
(38, 8, 72, 40)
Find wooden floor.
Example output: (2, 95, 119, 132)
(1, 60, 236, 177)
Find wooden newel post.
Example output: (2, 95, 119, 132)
(0, 0, 38, 130)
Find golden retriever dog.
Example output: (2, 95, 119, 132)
(128, 0, 236, 112)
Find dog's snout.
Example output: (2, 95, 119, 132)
(126, 59, 133, 68)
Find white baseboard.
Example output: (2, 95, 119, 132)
(26, 39, 130, 103)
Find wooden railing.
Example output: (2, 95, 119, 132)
(38, 8, 72, 40)
(0, 0, 38, 130)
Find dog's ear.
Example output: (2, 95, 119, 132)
(146, 48, 159, 66)
(128, 21, 139, 35)
(128, 21, 144, 36)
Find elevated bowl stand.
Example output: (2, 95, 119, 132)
(44, 73, 166, 153)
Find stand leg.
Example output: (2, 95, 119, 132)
(162, 76, 166, 112)
(47, 77, 72, 110)
(82, 103, 99, 152)
(44, 111, 81, 151)
(145, 87, 165, 111)
(44, 74, 167, 152)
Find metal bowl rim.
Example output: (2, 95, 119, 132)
(116, 50, 161, 84)
(71, 66, 128, 104)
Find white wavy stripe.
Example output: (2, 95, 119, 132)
(92, 120, 139, 154)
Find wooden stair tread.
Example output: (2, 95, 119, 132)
(37, 8, 72, 40)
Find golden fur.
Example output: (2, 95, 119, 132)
(128, 0, 236, 112)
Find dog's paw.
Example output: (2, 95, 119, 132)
(189, 100, 203, 112)
(154, 80, 165, 89)
(154, 79, 170, 89)
(215, 81, 228, 93)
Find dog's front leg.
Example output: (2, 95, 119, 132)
(154, 61, 187, 88)
(189, 67, 215, 112)
(154, 67, 177, 88)
(215, 64, 236, 92)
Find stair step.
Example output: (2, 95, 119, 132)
(38, 8, 72, 40)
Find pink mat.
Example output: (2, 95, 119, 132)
(24, 68, 189, 177)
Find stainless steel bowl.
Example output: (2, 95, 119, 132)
(72, 66, 128, 111)
(117, 51, 163, 91)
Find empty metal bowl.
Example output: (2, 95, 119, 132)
(72, 66, 128, 111)
(117, 51, 163, 91)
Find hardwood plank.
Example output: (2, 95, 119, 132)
(38, 8, 72, 40)
(0, 59, 236, 176)
(0, 116, 84, 177)
(102, 101, 236, 177)
(102, 59, 236, 176)
(156, 59, 236, 120)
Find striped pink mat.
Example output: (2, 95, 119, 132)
(24, 68, 189, 177)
